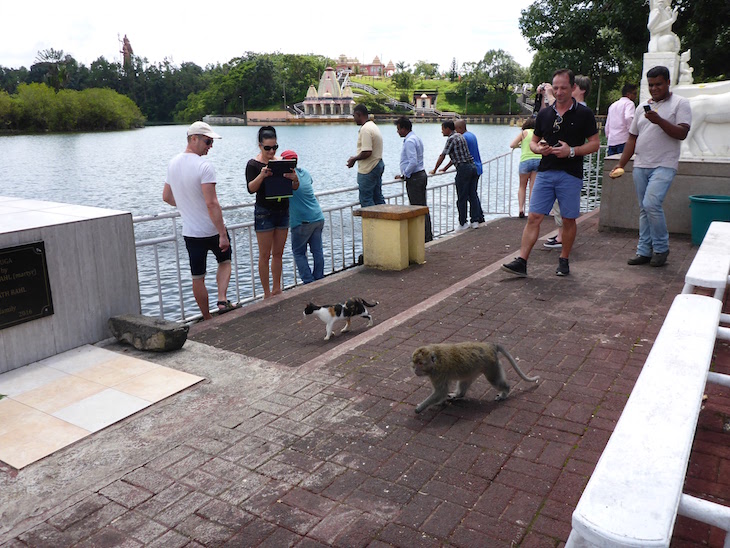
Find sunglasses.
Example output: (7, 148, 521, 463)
(553, 112, 563, 131)
(200, 137, 213, 146)
(553, 113, 563, 132)
(262, 144, 279, 151)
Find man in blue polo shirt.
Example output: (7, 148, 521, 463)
(455, 120, 485, 227)
(502, 68, 599, 277)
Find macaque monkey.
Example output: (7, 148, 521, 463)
(411, 342, 539, 413)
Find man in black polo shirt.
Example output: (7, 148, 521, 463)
(430, 120, 478, 231)
(502, 69, 599, 277)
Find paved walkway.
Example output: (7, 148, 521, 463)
(1, 212, 729, 547)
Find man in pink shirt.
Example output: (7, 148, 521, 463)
(605, 83, 638, 156)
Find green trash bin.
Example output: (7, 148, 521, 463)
(688, 194, 730, 245)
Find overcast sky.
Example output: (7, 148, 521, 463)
(3, 1, 537, 72)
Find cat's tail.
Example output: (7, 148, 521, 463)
(361, 299, 379, 307)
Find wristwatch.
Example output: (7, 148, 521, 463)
(569, 146, 576, 158)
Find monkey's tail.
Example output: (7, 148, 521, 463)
(496, 344, 539, 382)
(360, 299, 379, 307)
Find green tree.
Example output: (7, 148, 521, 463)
(15, 83, 57, 130)
(88, 57, 123, 90)
(673, 0, 730, 81)
(0, 66, 30, 94)
(413, 60, 439, 79)
(457, 50, 525, 113)
(392, 61, 413, 92)
(520, 0, 645, 111)
(0, 90, 19, 129)
(354, 93, 390, 114)
(449, 58, 458, 82)
(519, 0, 730, 109)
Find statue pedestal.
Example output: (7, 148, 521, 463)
(641, 52, 679, 103)
(599, 156, 730, 235)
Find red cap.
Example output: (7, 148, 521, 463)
(281, 150, 298, 160)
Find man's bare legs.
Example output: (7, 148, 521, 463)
(560, 218, 577, 258)
(216, 260, 231, 304)
(192, 277, 213, 320)
(519, 212, 545, 260)
(191, 261, 232, 320)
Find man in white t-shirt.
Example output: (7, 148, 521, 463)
(347, 104, 385, 207)
(163, 121, 232, 320)
(610, 66, 691, 268)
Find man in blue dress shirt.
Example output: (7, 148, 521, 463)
(395, 117, 432, 242)
(455, 120, 485, 227)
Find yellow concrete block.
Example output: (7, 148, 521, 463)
(355, 204, 429, 271)
(362, 217, 409, 270)
(408, 216, 426, 265)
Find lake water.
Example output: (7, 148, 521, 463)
(1, 123, 522, 319)
(0, 123, 520, 215)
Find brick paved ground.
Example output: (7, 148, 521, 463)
(1, 213, 728, 547)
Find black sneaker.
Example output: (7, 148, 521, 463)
(556, 257, 570, 276)
(543, 236, 562, 249)
(501, 257, 527, 277)
(650, 250, 669, 267)
(627, 254, 651, 265)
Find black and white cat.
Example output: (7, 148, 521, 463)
(303, 297, 379, 340)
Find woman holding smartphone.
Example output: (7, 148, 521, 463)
(246, 126, 299, 298)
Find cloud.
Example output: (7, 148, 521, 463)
(2, 0, 535, 70)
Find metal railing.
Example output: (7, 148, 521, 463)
(133, 147, 606, 322)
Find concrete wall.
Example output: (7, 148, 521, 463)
(0, 198, 141, 373)
(599, 156, 730, 234)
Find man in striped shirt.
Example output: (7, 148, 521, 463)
(430, 120, 478, 231)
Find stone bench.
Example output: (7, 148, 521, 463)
(353, 204, 429, 271)
(566, 294, 730, 547)
(682, 221, 730, 308)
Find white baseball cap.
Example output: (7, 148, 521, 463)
(187, 121, 222, 139)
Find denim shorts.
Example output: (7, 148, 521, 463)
(529, 170, 583, 219)
(254, 204, 289, 232)
(519, 158, 541, 174)
(184, 233, 232, 278)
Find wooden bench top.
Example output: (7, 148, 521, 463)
(685, 221, 730, 289)
(570, 293, 722, 547)
(353, 204, 429, 220)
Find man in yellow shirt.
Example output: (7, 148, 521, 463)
(347, 104, 385, 207)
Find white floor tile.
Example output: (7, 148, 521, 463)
(0, 364, 68, 397)
(52, 388, 151, 432)
(39, 345, 118, 374)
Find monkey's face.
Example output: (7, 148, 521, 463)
(411, 348, 435, 377)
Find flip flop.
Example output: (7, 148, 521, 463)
(216, 300, 236, 314)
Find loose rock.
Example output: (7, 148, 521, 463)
(108, 314, 188, 352)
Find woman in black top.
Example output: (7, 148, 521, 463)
(245, 126, 299, 298)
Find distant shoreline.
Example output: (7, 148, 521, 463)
(205, 113, 607, 127)
(206, 113, 536, 127)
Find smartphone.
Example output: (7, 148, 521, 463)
(643, 105, 652, 113)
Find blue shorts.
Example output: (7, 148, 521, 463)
(254, 204, 289, 232)
(184, 233, 231, 278)
(519, 158, 540, 174)
(529, 170, 583, 219)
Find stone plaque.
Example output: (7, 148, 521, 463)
(0, 242, 54, 330)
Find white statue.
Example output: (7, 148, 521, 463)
(680, 90, 730, 157)
(678, 50, 694, 85)
(648, 0, 681, 53)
